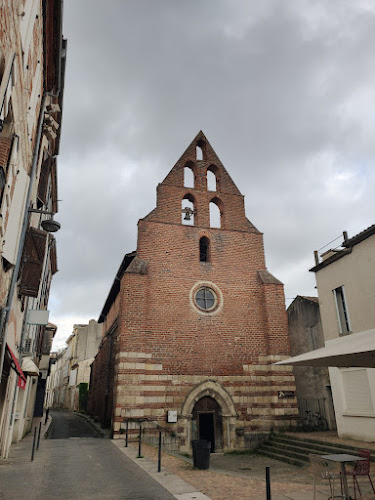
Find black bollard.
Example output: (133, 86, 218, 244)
(266, 466, 271, 500)
(36, 421, 42, 450)
(45, 408, 49, 425)
(137, 421, 142, 458)
(125, 420, 128, 447)
(158, 431, 162, 472)
(31, 427, 37, 461)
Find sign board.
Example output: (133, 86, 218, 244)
(167, 410, 177, 423)
(278, 390, 295, 399)
(27, 309, 50, 325)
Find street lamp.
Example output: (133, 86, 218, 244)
(28, 208, 61, 233)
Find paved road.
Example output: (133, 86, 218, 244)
(0, 410, 176, 500)
(47, 409, 100, 439)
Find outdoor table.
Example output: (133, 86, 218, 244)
(321, 454, 367, 500)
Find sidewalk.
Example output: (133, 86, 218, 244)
(0, 412, 52, 465)
(114, 438, 375, 500)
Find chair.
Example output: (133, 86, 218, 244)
(346, 449, 375, 500)
(309, 454, 343, 500)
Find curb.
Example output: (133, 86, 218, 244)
(75, 412, 107, 438)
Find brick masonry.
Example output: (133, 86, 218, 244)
(88, 131, 297, 451)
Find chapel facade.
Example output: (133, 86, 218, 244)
(88, 131, 297, 451)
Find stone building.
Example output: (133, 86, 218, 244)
(45, 321, 102, 411)
(0, 0, 65, 457)
(287, 296, 335, 429)
(88, 132, 297, 451)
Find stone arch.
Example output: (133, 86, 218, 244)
(181, 379, 237, 418)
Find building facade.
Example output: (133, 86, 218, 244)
(45, 320, 102, 412)
(287, 296, 335, 429)
(88, 132, 297, 451)
(0, 0, 65, 457)
(310, 225, 375, 441)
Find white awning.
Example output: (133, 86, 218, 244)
(275, 328, 375, 368)
(21, 357, 39, 376)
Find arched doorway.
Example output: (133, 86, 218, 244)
(192, 396, 223, 452)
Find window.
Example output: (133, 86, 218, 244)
(342, 368, 374, 415)
(199, 236, 210, 262)
(19, 227, 47, 297)
(195, 287, 216, 311)
(333, 286, 350, 334)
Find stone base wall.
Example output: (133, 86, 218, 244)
(113, 351, 298, 452)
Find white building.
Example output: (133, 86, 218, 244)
(309, 226, 375, 442)
(0, 0, 65, 458)
(278, 226, 375, 442)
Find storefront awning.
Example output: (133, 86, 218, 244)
(21, 357, 39, 376)
(6, 344, 27, 389)
(275, 328, 375, 368)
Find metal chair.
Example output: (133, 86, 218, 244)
(346, 449, 375, 500)
(309, 454, 343, 500)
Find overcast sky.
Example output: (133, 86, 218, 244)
(50, 0, 375, 350)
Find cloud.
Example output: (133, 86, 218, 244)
(51, 0, 375, 346)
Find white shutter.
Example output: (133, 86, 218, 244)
(342, 369, 373, 414)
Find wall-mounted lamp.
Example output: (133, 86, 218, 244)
(28, 208, 61, 233)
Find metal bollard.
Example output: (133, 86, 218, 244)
(158, 431, 161, 472)
(45, 408, 49, 425)
(125, 420, 128, 447)
(36, 421, 42, 450)
(137, 421, 142, 458)
(31, 427, 37, 461)
(266, 466, 271, 500)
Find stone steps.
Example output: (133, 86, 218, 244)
(255, 433, 374, 468)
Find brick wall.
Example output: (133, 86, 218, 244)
(90, 132, 297, 449)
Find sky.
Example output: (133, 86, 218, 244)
(50, 0, 375, 350)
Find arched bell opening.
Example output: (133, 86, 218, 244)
(181, 193, 196, 226)
(183, 161, 196, 188)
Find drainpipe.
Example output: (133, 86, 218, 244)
(0, 3, 65, 382)
(103, 332, 113, 428)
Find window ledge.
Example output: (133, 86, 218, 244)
(342, 412, 375, 418)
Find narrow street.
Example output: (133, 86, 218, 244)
(0, 410, 176, 500)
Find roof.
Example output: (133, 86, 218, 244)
(287, 295, 319, 312)
(98, 251, 136, 323)
(342, 224, 375, 248)
(258, 270, 283, 285)
(310, 224, 375, 273)
(299, 296, 319, 304)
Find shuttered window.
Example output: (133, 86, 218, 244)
(342, 368, 374, 415)
(19, 227, 47, 297)
(49, 236, 58, 274)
